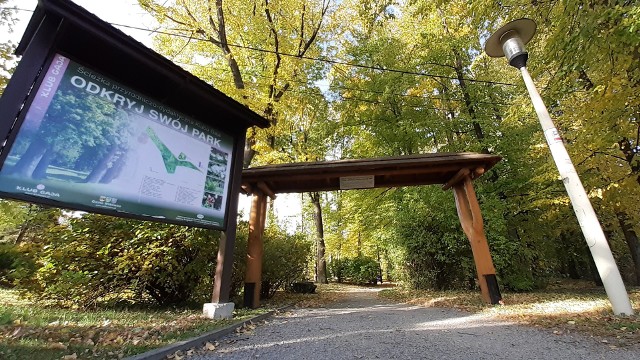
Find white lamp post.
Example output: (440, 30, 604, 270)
(485, 19, 634, 316)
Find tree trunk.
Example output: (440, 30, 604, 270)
(243, 134, 257, 168)
(84, 146, 118, 183)
(617, 211, 640, 285)
(376, 246, 383, 283)
(452, 50, 485, 143)
(31, 147, 54, 180)
(14, 204, 34, 245)
(8, 141, 48, 178)
(310, 192, 327, 284)
(440, 13, 486, 150)
(100, 149, 129, 184)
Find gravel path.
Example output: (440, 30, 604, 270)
(187, 288, 638, 360)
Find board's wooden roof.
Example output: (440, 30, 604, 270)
(241, 152, 501, 196)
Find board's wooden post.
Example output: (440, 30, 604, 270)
(452, 176, 502, 304)
(211, 132, 246, 305)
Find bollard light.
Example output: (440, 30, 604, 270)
(485, 19, 634, 316)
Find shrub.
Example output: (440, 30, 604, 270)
(260, 225, 311, 299)
(328, 258, 347, 282)
(392, 190, 476, 291)
(10, 211, 311, 307)
(0, 243, 38, 288)
(0, 244, 17, 275)
(345, 256, 380, 284)
(329, 256, 380, 285)
(23, 214, 219, 307)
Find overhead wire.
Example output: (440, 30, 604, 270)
(2, 6, 514, 114)
(111, 21, 516, 87)
(176, 61, 514, 107)
(1, 6, 515, 88)
(2, 6, 526, 150)
(203, 76, 505, 117)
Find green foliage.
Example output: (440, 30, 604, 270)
(19, 214, 218, 307)
(392, 188, 476, 290)
(260, 225, 312, 299)
(0, 205, 61, 289)
(0, 0, 17, 95)
(0, 243, 13, 271)
(2, 211, 310, 308)
(0, 244, 35, 287)
(470, 0, 640, 285)
(345, 256, 380, 285)
(0, 200, 29, 241)
(319, 0, 640, 294)
(328, 257, 346, 282)
(139, 0, 338, 167)
(328, 256, 379, 285)
(4, 0, 639, 309)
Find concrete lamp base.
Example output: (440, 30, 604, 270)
(203, 302, 235, 319)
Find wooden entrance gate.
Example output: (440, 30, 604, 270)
(238, 152, 503, 307)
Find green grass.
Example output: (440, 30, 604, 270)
(43, 166, 89, 183)
(0, 288, 268, 360)
(0, 156, 89, 183)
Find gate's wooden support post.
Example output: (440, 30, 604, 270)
(452, 176, 502, 305)
(244, 191, 267, 308)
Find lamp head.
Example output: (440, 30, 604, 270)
(484, 18, 536, 69)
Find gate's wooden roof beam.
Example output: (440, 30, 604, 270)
(242, 152, 501, 195)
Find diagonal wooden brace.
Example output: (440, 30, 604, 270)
(452, 176, 502, 305)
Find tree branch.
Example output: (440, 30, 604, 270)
(264, 0, 282, 102)
(297, 3, 305, 55)
(577, 150, 628, 166)
(297, 0, 330, 57)
(212, 0, 244, 90)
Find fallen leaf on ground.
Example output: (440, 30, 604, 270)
(10, 327, 22, 338)
(49, 342, 67, 350)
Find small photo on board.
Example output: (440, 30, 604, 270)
(204, 175, 224, 195)
(206, 164, 225, 181)
(202, 191, 223, 210)
(209, 148, 228, 166)
(205, 147, 228, 198)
